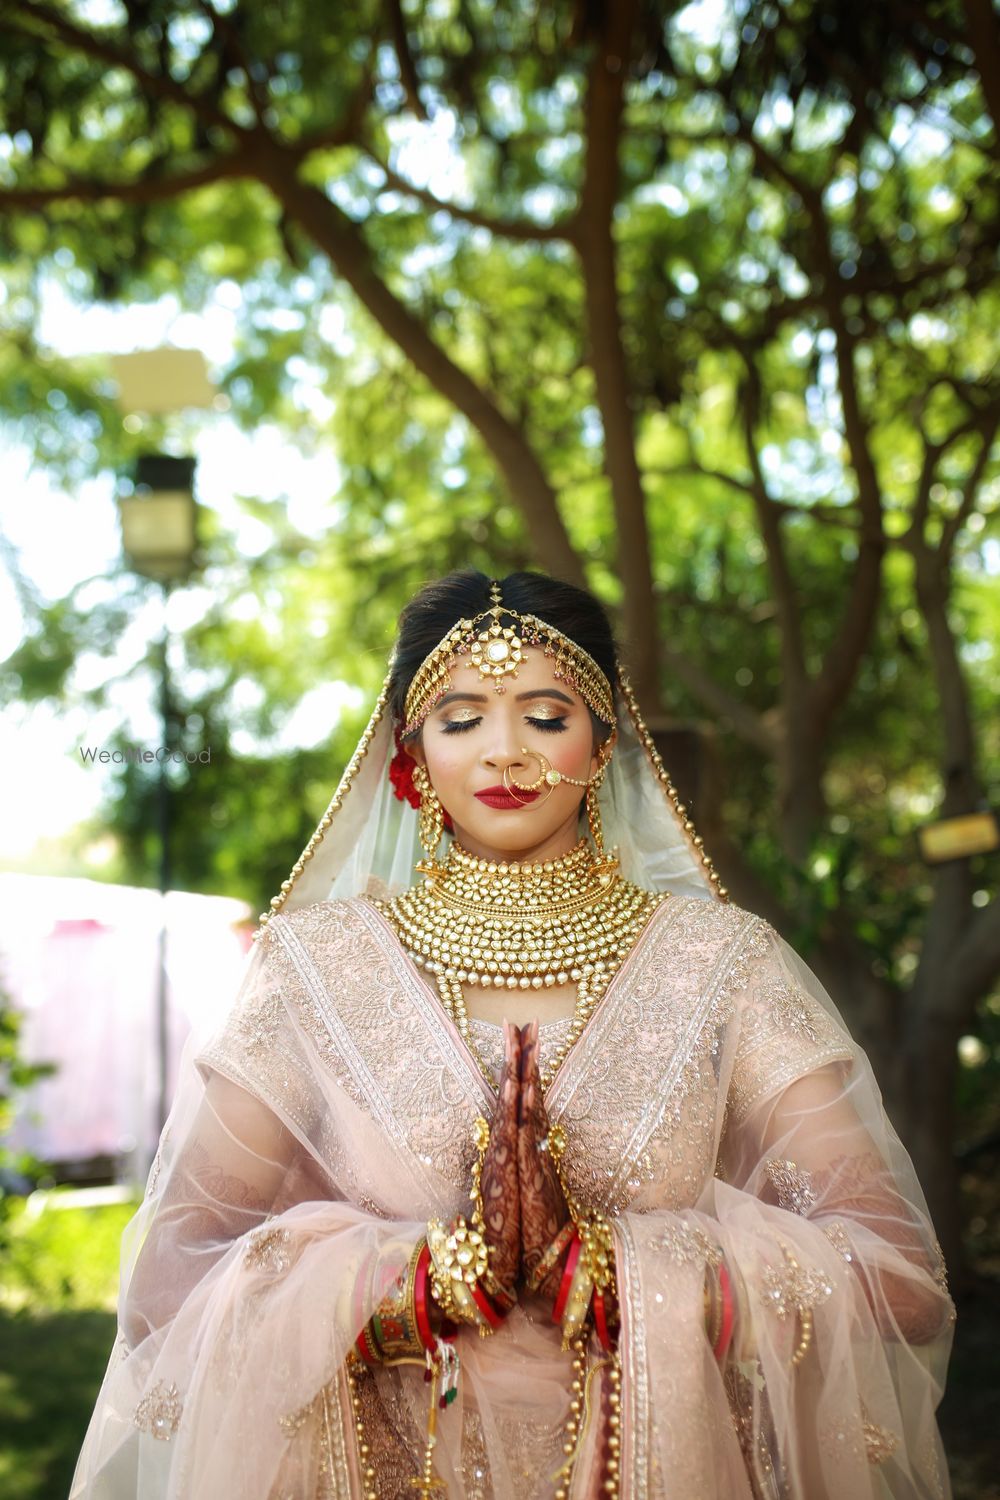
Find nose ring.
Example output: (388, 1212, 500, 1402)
(501, 749, 592, 805)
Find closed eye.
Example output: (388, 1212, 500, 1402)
(440, 715, 568, 735)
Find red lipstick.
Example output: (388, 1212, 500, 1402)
(474, 784, 540, 810)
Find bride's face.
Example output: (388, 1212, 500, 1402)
(406, 646, 609, 863)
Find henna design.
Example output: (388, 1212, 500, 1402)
(480, 1020, 522, 1293)
(517, 1020, 571, 1302)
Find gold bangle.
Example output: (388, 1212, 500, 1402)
(560, 1252, 595, 1351)
(526, 1220, 577, 1295)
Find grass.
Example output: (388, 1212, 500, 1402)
(0, 1191, 136, 1500)
(0, 1307, 118, 1500)
(1, 1190, 137, 1314)
(1, 1192, 997, 1499)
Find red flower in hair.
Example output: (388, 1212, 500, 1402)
(390, 725, 454, 832)
(389, 726, 421, 809)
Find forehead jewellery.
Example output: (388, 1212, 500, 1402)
(402, 579, 616, 738)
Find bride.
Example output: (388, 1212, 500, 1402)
(71, 569, 956, 1499)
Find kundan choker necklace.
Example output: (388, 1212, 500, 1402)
(372, 838, 666, 1091)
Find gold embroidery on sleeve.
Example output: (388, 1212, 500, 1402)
(244, 1223, 293, 1274)
(134, 1380, 183, 1441)
(653, 1218, 723, 1269)
(862, 1416, 900, 1465)
(763, 1158, 818, 1215)
(758, 1240, 834, 1322)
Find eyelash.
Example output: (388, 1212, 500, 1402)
(440, 715, 568, 735)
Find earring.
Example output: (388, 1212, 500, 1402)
(412, 764, 447, 878)
(585, 777, 606, 856)
(584, 765, 620, 884)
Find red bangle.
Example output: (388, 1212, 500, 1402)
(713, 1261, 734, 1364)
(592, 1286, 610, 1350)
(593, 1286, 618, 1351)
(355, 1325, 381, 1368)
(414, 1243, 435, 1352)
(469, 1281, 504, 1330)
(552, 1234, 582, 1325)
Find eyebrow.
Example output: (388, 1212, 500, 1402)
(433, 688, 577, 710)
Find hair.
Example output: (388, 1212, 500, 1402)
(389, 569, 620, 744)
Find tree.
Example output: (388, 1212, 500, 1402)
(1, 0, 998, 1282)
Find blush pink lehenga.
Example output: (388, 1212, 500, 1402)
(72, 634, 955, 1498)
(70, 891, 955, 1499)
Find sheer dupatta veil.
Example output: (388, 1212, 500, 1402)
(70, 657, 956, 1499)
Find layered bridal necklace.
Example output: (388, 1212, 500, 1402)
(373, 837, 667, 1091)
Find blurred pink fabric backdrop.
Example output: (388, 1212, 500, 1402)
(0, 875, 251, 1178)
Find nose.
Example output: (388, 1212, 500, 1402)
(480, 719, 529, 774)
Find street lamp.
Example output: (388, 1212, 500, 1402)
(119, 456, 198, 582)
(117, 455, 199, 1149)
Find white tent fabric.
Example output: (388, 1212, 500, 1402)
(0, 874, 251, 1179)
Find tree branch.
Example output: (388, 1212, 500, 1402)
(646, 464, 862, 528)
(810, 330, 886, 726)
(384, 0, 429, 121)
(254, 159, 584, 585)
(740, 354, 808, 692)
(576, 0, 663, 703)
(658, 641, 775, 755)
(906, 405, 1000, 552)
(939, 412, 1000, 557)
(7, 0, 242, 138)
(960, 0, 1000, 144)
(675, 124, 886, 734)
(359, 146, 574, 241)
(193, 0, 272, 128)
(294, 66, 376, 157)
(644, 461, 756, 499)
(0, 157, 245, 210)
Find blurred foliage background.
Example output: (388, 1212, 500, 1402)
(0, 0, 998, 1494)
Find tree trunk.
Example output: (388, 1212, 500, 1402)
(577, 0, 661, 707)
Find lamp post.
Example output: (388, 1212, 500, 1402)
(117, 456, 198, 1145)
